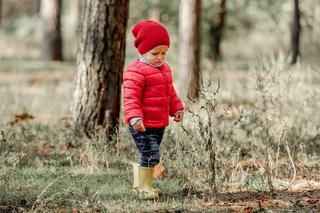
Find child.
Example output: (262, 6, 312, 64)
(123, 20, 184, 199)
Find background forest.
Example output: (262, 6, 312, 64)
(0, 0, 320, 212)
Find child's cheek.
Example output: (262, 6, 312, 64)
(146, 55, 153, 63)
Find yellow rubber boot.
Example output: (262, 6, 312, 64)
(132, 163, 139, 193)
(138, 166, 159, 199)
(132, 163, 161, 194)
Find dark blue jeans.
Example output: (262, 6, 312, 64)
(129, 126, 165, 167)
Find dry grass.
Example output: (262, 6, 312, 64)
(0, 58, 320, 212)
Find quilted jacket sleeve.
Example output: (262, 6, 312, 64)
(123, 67, 145, 124)
(169, 85, 184, 117)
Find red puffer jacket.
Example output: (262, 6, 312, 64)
(123, 60, 184, 128)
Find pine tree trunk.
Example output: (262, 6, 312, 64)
(179, 0, 201, 100)
(290, 0, 301, 64)
(71, 0, 129, 137)
(210, 0, 226, 61)
(0, 0, 2, 28)
(40, 0, 63, 61)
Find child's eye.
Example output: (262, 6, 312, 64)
(152, 53, 157, 55)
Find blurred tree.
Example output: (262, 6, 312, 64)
(71, 0, 129, 137)
(209, 0, 226, 61)
(40, 0, 63, 60)
(68, 0, 81, 35)
(128, 0, 179, 35)
(0, 0, 2, 28)
(33, 0, 41, 14)
(290, 0, 301, 64)
(179, 0, 201, 100)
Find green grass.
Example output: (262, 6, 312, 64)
(1, 166, 122, 210)
(0, 122, 202, 212)
(0, 159, 210, 212)
(1, 59, 320, 212)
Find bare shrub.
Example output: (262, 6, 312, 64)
(163, 79, 242, 194)
(163, 58, 320, 194)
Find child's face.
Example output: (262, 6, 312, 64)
(143, 45, 168, 66)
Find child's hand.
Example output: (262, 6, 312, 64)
(133, 120, 146, 132)
(174, 111, 184, 122)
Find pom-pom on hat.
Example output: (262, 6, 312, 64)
(132, 20, 170, 54)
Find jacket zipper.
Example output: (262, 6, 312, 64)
(159, 66, 171, 118)
(159, 66, 169, 96)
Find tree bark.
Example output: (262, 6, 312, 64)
(179, 0, 201, 100)
(210, 0, 226, 61)
(290, 0, 301, 64)
(71, 0, 129, 137)
(40, 0, 63, 61)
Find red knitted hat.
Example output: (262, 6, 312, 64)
(132, 20, 170, 54)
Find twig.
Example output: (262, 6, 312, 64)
(274, 135, 281, 179)
(284, 139, 296, 184)
(30, 172, 73, 212)
(91, 182, 108, 201)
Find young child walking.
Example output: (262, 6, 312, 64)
(123, 20, 184, 199)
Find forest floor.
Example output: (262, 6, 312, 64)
(0, 59, 320, 212)
(1, 148, 320, 212)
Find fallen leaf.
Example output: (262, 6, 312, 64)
(306, 199, 319, 205)
(7, 113, 34, 125)
(154, 162, 165, 179)
(202, 199, 222, 208)
(243, 206, 254, 213)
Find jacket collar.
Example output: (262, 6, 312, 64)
(138, 53, 165, 68)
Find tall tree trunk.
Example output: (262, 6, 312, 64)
(40, 0, 63, 61)
(290, 0, 301, 64)
(71, 0, 129, 137)
(179, 0, 201, 100)
(210, 0, 226, 61)
(0, 0, 2, 28)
